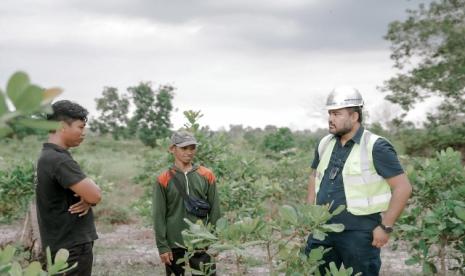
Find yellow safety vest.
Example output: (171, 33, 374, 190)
(315, 130, 391, 215)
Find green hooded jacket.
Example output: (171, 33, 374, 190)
(153, 165, 220, 254)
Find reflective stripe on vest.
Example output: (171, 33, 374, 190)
(315, 130, 391, 215)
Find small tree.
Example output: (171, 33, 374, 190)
(180, 204, 353, 275)
(396, 148, 465, 275)
(382, 0, 465, 125)
(128, 82, 174, 147)
(152, 85, 174, 142)
(262, 127, 295, 153)
(182, 110, 230, 177)
(89, 87, 130, 140)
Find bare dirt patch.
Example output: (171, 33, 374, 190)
(1, 222, 423, 275)
(0, 221, 22, 245)
(93, 224, 423, 275)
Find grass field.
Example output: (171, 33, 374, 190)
(0, 134, 460, 275)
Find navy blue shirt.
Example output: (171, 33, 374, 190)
(311, 127, 404, 230)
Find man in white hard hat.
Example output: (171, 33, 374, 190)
(305, 86, 412, 275)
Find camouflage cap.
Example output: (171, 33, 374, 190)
(170, 131, 200, 147)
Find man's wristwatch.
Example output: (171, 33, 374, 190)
(379, 223, 393, 234)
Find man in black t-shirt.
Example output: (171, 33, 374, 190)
(36, 100, 102, 276)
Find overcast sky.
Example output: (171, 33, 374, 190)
(0, 0, 433, 130)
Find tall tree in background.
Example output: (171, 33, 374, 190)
(90, 87, 130, 140)
(152, 85, 175, 141)
(382, 0, 465, 125)
(262, 127, 295, 153)
(128, 82, 174, 147)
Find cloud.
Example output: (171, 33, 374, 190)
(0, 0, 433, 130)
(64, 0, 427, 52)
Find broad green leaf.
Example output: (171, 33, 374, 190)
(46, 247, 53, 271)
(10, 262, 23, 276)
(279, 205, 298, 225)
(448, 217, 462, 224)
(24, 261, 43, 276)
(312, 229, 326, 241)
(56, 261, 77, 275)
(328, 261, 338, 273)
(419, 240, 428, 258)
(308, 247, 324, 262)
(188, 268, 205, 275)
(42, 104, 53, 114)
(6, 71, 30, 106)
(54, 248, 69, 264)
(405, 258, 419, 265)
(320, 223, 344, 233)
(14, 84, 43, 112)
(189, 238, 210, 245)
(0, 264, 12, 273)
(422, 261, 437, 274)
(15, 119, 59, 131)
(175, 257, 186, 265)
(398, 224, 418, 231)
(454, 206, 465, 221)
(42, 87, 62, 105)
(0, 89, 8, 116)
(331, 204, 345, 216)
(0, 245, 16, 265)
(209, 244, 235, 251)
(215, 217, 228, 232)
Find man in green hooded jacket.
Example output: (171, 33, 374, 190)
(153, 131, 220, 275)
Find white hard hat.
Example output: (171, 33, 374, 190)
(326, 86, 364, 110)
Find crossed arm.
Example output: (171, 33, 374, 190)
(68, 178, 102, 216)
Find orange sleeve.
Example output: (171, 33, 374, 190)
(197, 166, 216, 184)
(157, 170, 173, 188)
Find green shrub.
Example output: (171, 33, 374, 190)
(0, 245, 76, 275)
(396, 148, 465, 275)
(0, 161, 35, 222)
(262, 127, 295, 153)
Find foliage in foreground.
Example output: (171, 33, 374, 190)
(0, 161, 36, 223)
(0, 245, 75, 276)
(396, 148, 465, 275)
(180, 204, 358, 275)
(0, 71, 61, 138)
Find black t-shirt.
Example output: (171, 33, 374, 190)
(36, 143, 98, 252)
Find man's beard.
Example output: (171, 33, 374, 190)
(329, 122, 353, 136)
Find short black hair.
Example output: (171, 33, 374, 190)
(348, 106, 363, 123)
(47, 100, 88, 124)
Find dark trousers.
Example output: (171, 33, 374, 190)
(165, 248, 215, 276)
(305, 230, 381, 276)
(52, 242, 94, 276)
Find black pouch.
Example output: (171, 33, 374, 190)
(184, 196, 211, 218)
(169, 169, 211, 218)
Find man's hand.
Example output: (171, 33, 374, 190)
(372, 226, 390, 248)
(69, 194, 92, 217)
(160, 252, 173, 265)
